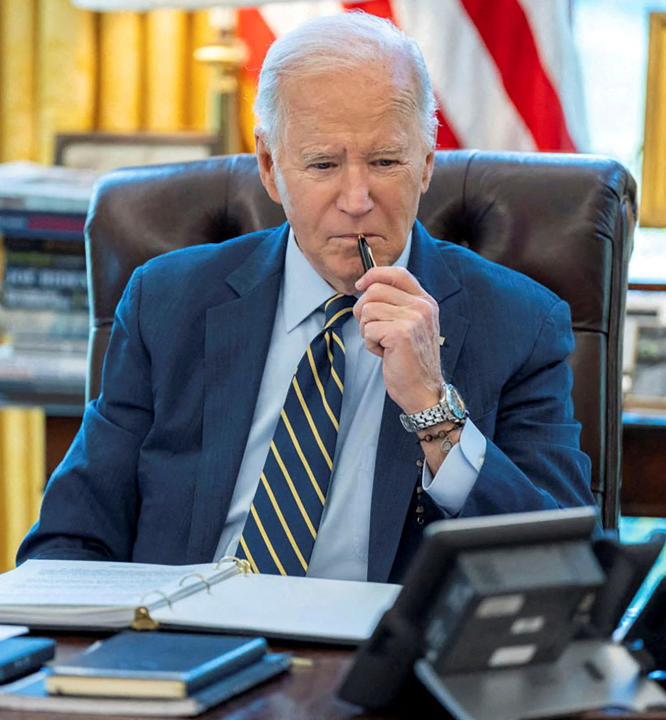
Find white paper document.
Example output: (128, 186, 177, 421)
(0, 560, 400, 644)
(0, 625, 28, 641)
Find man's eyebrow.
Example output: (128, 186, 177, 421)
(300, 148, 338, 163)
(368, 145, 407, 156)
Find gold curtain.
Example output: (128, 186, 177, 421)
(0, 407, 44, 572)
(0, 0, 217, 164)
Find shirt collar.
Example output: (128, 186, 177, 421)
(282, 228, 413, 333)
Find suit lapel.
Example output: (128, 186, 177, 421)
(367, 222, 470, 582)
(187, 225, 288, 561)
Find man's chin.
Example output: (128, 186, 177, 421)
(315, 258, 363, 295)
(327, 275, 361, 297)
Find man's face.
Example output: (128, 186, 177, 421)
(256, 62, 435, 295)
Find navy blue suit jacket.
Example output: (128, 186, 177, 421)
(18, 222, 594, 582)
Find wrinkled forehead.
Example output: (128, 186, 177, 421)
(276, 58, 421, 134)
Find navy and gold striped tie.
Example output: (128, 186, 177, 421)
(237, 293, 356, 575)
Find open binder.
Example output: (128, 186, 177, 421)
(0, 557, 400, 645)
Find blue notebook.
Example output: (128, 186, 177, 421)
(0, 637, 55, 684)
(45, 631, 267, 698)
(0, 654, 291, 716)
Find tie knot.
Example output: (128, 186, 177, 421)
(322, 293, 356, 330)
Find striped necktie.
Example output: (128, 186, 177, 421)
(237, 292, 357, 575)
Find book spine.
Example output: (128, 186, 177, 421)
(2, 236, 89, 314)
(0, 209, 86, 241)
(186, 638, 267, 694)
(0, 641, 54, 684)
(5, 266, 87, 292)
(2, 269, 88, 312)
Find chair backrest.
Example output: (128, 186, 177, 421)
(85, 150, 637, 529)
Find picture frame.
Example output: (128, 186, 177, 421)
(623, 291, 666, 410)
(54, 132, 220, 173)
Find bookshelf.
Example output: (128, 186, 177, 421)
(0, 163, 97, 571)
(0, 162, 96, 414)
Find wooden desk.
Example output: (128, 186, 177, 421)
(1, 634, 407, 720)
(2, 634, 664, 720)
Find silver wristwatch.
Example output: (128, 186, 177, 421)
(399, 383, 468, 432)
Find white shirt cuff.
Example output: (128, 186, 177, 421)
(421, 419, 487, 515)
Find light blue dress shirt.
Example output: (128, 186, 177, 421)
(215, 230, 486, 580)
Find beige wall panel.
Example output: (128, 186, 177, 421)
(641, 13, 666, 227)
(36, 0, 96, 164)
(0, 407, 45, 573)
(188, 10, 214, 131)
(0, 0, 37, 161)
(99, 12, 142, 131)
(238, 74, 257, 153)
(145, 9, 187, 131)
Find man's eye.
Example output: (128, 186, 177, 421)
(311, 162, 334, 170)
(375, 159, 398, 167)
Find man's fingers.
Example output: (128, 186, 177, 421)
(355, 291, 439, 336)
(355, 265, 425, 295)
(354, 276, 438, 324)
(361, 319, 396, 355)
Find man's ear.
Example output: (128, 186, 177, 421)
(255, 130, 282, 205)
(420, 149, 435, 194)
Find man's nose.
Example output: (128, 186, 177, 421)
(336, 167, 373, 216)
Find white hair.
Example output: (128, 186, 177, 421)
(254, 12, 438, 151)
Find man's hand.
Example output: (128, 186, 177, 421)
(354, 266, 443, 414)
(354, 266, 462, 475)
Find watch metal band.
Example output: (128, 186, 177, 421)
(399, 384, 468, 432)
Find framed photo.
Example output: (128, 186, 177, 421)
(624, 291, 666, 409)
(54, 132, 219, 173)
(641, 12, 666, 227)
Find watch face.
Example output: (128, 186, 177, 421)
(445, 384, 467, 420)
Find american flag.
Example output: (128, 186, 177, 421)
(237, 0, 588, 152)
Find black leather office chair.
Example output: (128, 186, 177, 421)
(84, 150, 637, 529)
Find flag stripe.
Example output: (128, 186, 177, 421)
(237, 0, 586, 154)
(342, 0, 394, 20)
(460, 0, 576, 151)
(520, 0, 588, 149)
(391, 0, 536, 151)
(237, 9, 274, 82)
(260, 2, 342, 38)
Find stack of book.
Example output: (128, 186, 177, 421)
(0, 161, 99, 411)
(0, 631, 291, 716)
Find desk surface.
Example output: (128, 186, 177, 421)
(2, 634, 400, 720)
(2, 634, 665, 720)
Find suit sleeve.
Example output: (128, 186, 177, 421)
(17, 267, 154, 563)
(458, 298, 595, 516)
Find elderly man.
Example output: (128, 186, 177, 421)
(18, 13, 594, 582)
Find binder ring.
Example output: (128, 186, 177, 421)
(179, 572, 211, 594)
(235, 559, 252, 574)
(215, 555, 253, 574)
(140, 589, 172, 608)
(215, 555, 237, 569)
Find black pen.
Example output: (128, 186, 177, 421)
(357, 234, 376, 272)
